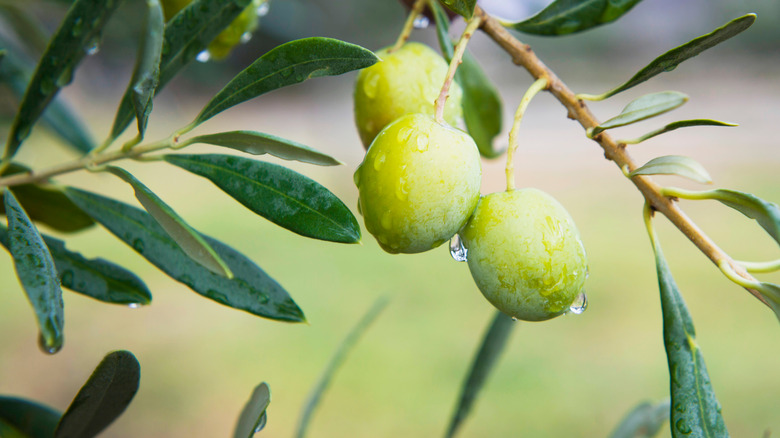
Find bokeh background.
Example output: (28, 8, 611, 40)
(1, 0, 779, 436)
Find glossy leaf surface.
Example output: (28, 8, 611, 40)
(233, 383, 271, 438)
(629, 155, 712, 184)
(439, 0, 476, 19)
(64, 187, 305, 322)
(129, 0, 164, 138)
(194, 37, 378, 126)
(4, 0, 122, 160)
(107, 166, 232, 278)
(590, 91, 688, 136)
(0, 224, 151, 305)
(504, 0, 642, 36)
(54, 350, 140, 438)
(3, 188, 64, 354)
(620, 119, 737, 144)
(0, 396, 61, 438)
(445, 310, 514, 438)
(608, 399, 671, 438)
(185, 131, 342, 166)
(164, 154, 360, 244)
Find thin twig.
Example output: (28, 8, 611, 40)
(506, 77, 548, 191)
(434, 14, 482, 123)
(390, 0, 427, 53)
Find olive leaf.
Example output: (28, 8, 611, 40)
(619, 119, 737, 145)
(54, 350, 140, 438)
(589, 91, 688, 136)
(128, 0, 165, 138)
(438, 0, 476, 19)
(164, 154, 361, 244)
(192, 37, 379, 127)
(0, 396, 61, 438)
(106, 166, 233, 278)
(64, 187, 305, 322)
(445, 310, 515, 438)
(233, 383, 271, 438)
(608, 399, 671, 438)
(3, 188, 64, 354)
(4, 0, 123, 161)
(0, 224, 151, 306)
(502, 0, 643, 36)
(183, 131, 342, 166)
(580, 14, 756, 100)
(705, 190, 780, 248)
(629, 155, 712, 184)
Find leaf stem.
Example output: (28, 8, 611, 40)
(390, 0, 428, 53)
(434, 14, 482, 123)
(505, 77, 548, 191)
(736, 259, 780, 274)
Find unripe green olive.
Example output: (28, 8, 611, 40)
(460, 189, 588, 321)
(354, 113, 481, 254)
(354, 42, 463, 148)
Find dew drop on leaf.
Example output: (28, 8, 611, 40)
(413, 15, 430, 29)
(256, 2, 270, 17)
(196, 50, 211, 63)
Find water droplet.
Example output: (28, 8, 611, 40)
(56, 67, 74, 87)
(373, 153, 386, 171)
(415, 133, 429, 152)
(85, 40, 100, 56)
(674, 403, 685, 413)
(511, 316, 519, 322)
(60, 270, 74, 288)
(664, 64, 677, 72)
(132, 238, 145, 253)
(256, 1, 270, 17)
(255, 412, 268, 432)
(240, 32, 252, 43)
(558, 19, 580, 34)
(567, 291, 588, 315)
(413, 15, 430, 29)
(396, 127, 412, 143)
(353, 166, 361, 187)
(381, 211, 392, 229)
(38, 333, 62, 355)
(40, 77, 55, 95)
(449, 234, 468, 262)
(127, 303, 141, 309)
(196, 50, 211, 63)
(675, 418, 692, 435)
(71, 18, 83, 37)
(362, 73, 379, 98)
(395, 177, 409, 201)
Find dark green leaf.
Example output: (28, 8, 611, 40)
(108, 0, 253, 142)
(608, 399, 671, 438)
(295, 297, 387, 438)
(590, 91, 688, 136)
(164, 154, 361, 244)
(629, 155, 712, 184)
(0, 35, 95, 153)
(63, 187, 305, 322)
(581, 14, 756, 100)
(0, 224, 151, 305)
(706, 190, 780, 248)
(233, 382, 271, 438)
(620, 119, 737, 144)
(106, 166, 232, 278)
(3, 0, 123, 161)
(652, 242, 728, 437)
(439, 0, 476, 19)
(0, 164, 94, 233)
(185, 131, 342, 166)
(445, 310, 514, 438)
(0, 396, 61, 438)
(193, 37, 379, 126)
(129, 0, 165, 138)
(504, 0, 642, 36)
(3, 188, 64, 354)
(54, 350, 140, 438)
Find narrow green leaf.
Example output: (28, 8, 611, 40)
(620, 119, 737, 144)
(108, 0, 253, 142)
(0, 396, 61, 438)
(582, 14, 756, 100)
(185, 131, 342, 166)
(608, 399, 671, 438)
(629, 155, 712, 184)
(129, 0, 165, 138)
(706, 190, 780, 248)
(0, 35, 95, 153)
(4, 0, 123, 161)
(0, 164, 94, 233)
(63, 187, 305, 322)
(439, 0, 476, 19)
(651, 242, 728, 437)
(54, 350, 140, 438)
(295, 297, 388, 438)
(3, 188, 64, 354)
(233, 382, 271, 438)
(106, 166, 232, 278)
(503, 0, 642, 36)
(432, 0, 503, 158)
(0, 224, 151, 306)
(164, 154, 361, 244)
(590, 91, 688, 136)
(193, 37, 379, 126)
(755, 282, 780, 324)
(445, 310, 514, 438)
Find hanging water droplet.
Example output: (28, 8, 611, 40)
(449, 234, 467, 262)
(85, 40, 100, 56)
(38, 333, 62, 354)
(255, 412, 268, 432)
(664, 64, 677, 73)
(240, 32, 253, 43)
(127, 303, 142, 309)
(196, 50, 211, 63)
(256, 1, 270, 17)
(567, 291, 588, 315)
(413, 15, 430, 29)
(511, 316, 519, 322)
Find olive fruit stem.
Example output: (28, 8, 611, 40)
(390, 0, 427, 53)
(433, 14, 482, 124)
(505, 77, 548, 192)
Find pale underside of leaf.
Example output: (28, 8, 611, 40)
(629, 155, 712, 184)
(185, 131, 342, 166)
(591, 91, 688, 135)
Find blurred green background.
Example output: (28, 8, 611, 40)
(1, 0, 779, 437)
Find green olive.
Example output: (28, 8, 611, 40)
(354, 42, 463, 149)
(460, 189, 588, 321)
(355, 113, 481, 254)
